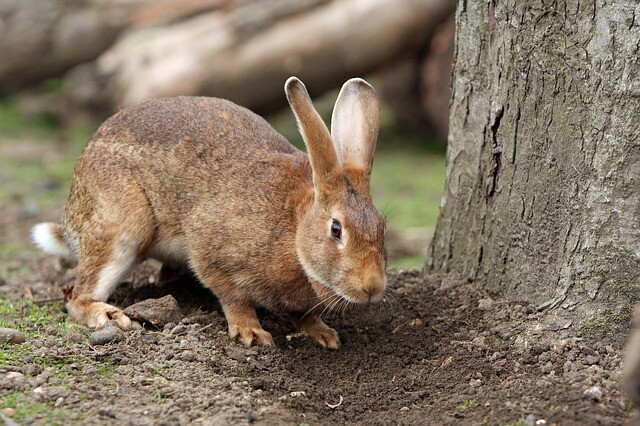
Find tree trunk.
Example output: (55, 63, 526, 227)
(427, 0, 640, 341)
(65, 0, 453, 116)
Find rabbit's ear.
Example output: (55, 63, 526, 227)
(331, 78, 380, 184)
(285, 77, 341, 195)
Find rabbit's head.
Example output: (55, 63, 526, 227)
(286, 77, 387, 304)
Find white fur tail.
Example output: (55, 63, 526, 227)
(32, 223, 74, 259)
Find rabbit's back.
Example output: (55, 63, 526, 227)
(90, 96, 297, 156)
(64, 96, 311, 271)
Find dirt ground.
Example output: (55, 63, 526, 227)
(1, 249, 636, 425)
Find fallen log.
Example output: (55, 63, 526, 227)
(0, 0, 237, 92)
(377, 14, 454, 142)
(66, 0, 454, 115)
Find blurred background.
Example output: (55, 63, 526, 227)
(0, 0, 455, 269)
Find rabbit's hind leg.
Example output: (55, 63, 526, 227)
(66, 234, 141, 330)
(64, 176, 155, 330)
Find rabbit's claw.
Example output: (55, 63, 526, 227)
(294, 314, 340, 349)
(229, 323, 274, 347)
(67, 300, 136, 331)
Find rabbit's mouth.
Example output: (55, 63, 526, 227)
(308, 274, 386, 305)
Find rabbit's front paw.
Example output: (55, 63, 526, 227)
(67, 301, 139, 331)
(228, 323, 274, 347)
(294, 314, 340, 349)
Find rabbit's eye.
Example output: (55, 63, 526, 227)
(331, 219, 342, 240)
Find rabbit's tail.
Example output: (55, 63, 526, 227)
(32, 223, 75, 260)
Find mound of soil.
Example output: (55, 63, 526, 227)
(0, 261, 634, 425)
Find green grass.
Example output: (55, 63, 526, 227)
(150, 366, 165, 375)
(457, 399, 476, 412)
(389, 255, 425, 270)
(371, 147, 444, 231)
(0, 99, 56, 137)
(95, 358, 117, 378)
(0, 298, 81, 337)
(0, 392, 72, 425)
(0, 298, 86, 370)
(0, 99, 92, 207)
(0, 296, 108, 425)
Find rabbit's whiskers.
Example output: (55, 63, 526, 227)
(300, 292, 339, 320)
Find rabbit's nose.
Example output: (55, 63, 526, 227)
(361, 272, 386, 302)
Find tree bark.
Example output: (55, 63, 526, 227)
(65, 0, 454, 116)
(427, 0, 640, 341)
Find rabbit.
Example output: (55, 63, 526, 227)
(625, 303, 640, 411)
(32, 77, 387, 348)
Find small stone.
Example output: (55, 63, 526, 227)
(22, 364, 43, 377)
(584, 355, 599, 366)
(170, 324, 187, 335)
(67, 331, 85, 343)
(1, 407, 15, 417)
(98, 408, 116, 418)
(89, 326, 125, 346)
(224, 346, 257, 362)
(400, 406, 410, 411)
(547, 318, 573, 331)
(179, 351, 197, 362)
(525, 414, 537, 426)
(40, 386, 69, 401)
(124, 295, 183, 328)
(538, 352, 551, 363)
(160, 387, 176, 398)
(163, 323, 176, 331)
(469, 379, 482, 387)
(4, 372, 25, 389)
(583, 386, 603, 401)
(0, 328, 26, 344)
(472, 336, 486, 347)
(478, 298, 494, 310)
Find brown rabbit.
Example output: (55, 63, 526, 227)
(32, 77, 387, 348)
(625, 303, 640, 411)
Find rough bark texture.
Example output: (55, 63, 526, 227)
(427, 0, 640, 340)
(65, 0, 453, 116)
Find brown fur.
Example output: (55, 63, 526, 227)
(34, 77, 386, 348)
(625, 303, 640, 408)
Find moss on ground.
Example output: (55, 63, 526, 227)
(0, 392, 73, 425)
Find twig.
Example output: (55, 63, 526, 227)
(325, 395, 343, 409)
(199, 323, 216, 333)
